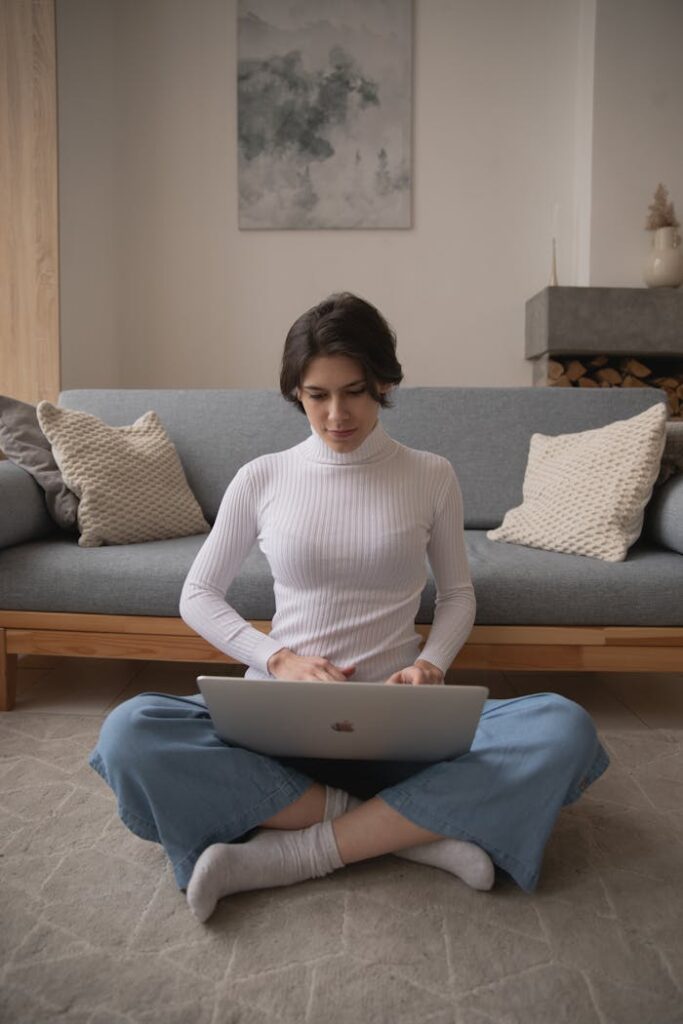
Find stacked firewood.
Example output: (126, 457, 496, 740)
(537, 355, 683, 418)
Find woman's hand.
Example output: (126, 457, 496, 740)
(267, 648, 356, 682)
(385, 659, 445, 686)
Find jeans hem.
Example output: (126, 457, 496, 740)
(172, 774, 314, 889)
(88, 749, 108, 783)
(562, 746, 611, 805)
(89, 750, 161, 842)
(378, 789, 539, 892)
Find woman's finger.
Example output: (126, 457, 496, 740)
(321, 665, 345, 681)
(386, 672, 407, 685)
(317, 659, 348, 681)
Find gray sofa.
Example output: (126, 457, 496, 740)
(1, 386, 682, 711)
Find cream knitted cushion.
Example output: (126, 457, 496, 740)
(487, 403, 668, 562)
(37, 402, 210, 548)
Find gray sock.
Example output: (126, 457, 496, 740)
(187, 820, 344, 923)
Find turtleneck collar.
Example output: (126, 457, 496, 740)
(298, 420, 398, 465)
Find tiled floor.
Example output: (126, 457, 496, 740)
(2, 657, 683, 1024)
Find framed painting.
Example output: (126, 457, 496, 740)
(238, 0, 413, 229)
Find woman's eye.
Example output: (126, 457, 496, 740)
(307, 388, 365, 400)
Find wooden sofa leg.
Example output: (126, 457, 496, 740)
(1, 629, 18, 712)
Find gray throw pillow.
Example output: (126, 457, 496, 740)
(0, 395, 78, 530)
(646, 474, 683, 554)
(656, 421, 683, 486)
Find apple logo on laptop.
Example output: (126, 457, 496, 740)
(331, 720, 355, 732)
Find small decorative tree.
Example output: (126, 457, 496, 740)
(645, 184, 681, 245)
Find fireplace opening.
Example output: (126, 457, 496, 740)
(531, 353, 683, 418)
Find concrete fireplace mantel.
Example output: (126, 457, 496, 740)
(525, 286, 683, 359)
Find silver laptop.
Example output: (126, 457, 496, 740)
(197, 676, 489, 761)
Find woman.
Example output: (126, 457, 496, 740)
(90, 293, 609, 923)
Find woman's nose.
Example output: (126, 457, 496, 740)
(328, 396, 349, 422)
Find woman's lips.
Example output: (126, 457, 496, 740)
(328, 428, 356, 438)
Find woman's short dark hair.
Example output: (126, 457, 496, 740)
(280, 292, 404, 412)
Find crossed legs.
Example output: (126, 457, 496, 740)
(186, 783, 495, 921)
(90, 691, 609, 923)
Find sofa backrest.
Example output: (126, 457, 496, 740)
(60, 387, 667, 528)
(383, 387, 666, 527)
(59, 390, 309, 526)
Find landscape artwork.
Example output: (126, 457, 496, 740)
(238, 0, 413, 229)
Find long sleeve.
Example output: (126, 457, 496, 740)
(418, 466, 477, 673)
(179, 465, 284, 675)
(182, 426, 476, 684)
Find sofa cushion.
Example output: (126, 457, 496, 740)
(645, 474, 683, 555)
(486, 403, 667, 561)
(0, 394, 78, 530)
(37, 403, 210, 548)
(1, 531, 681, 627)
(459, 531, 683, 626)
(0, 536, 273, 618)
(59, 387, 668, 529)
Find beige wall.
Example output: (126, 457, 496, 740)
(58, 0, 679, 392)
(56, 0, 118, 389)
(590, 0, 683, 287)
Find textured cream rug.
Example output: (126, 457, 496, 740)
(1, 711, 682, 1024)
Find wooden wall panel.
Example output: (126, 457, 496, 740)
(0, 0, 60, 406)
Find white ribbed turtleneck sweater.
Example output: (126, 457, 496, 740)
(180, 421, 476, 682)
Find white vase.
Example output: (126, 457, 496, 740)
(643, 226, 683, 287)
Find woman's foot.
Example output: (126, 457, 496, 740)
(326, 786, 494, 891)
(396, 837, 495, 890)
(186, 819, 344, 923)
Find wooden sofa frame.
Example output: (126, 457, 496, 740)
(2, 611, 682, 711)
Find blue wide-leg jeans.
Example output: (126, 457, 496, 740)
(89, 691, 609, 892)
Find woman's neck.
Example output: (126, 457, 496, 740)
(299, 420, 398, 465)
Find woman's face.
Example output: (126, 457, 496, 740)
(297, 355, 389, 453)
